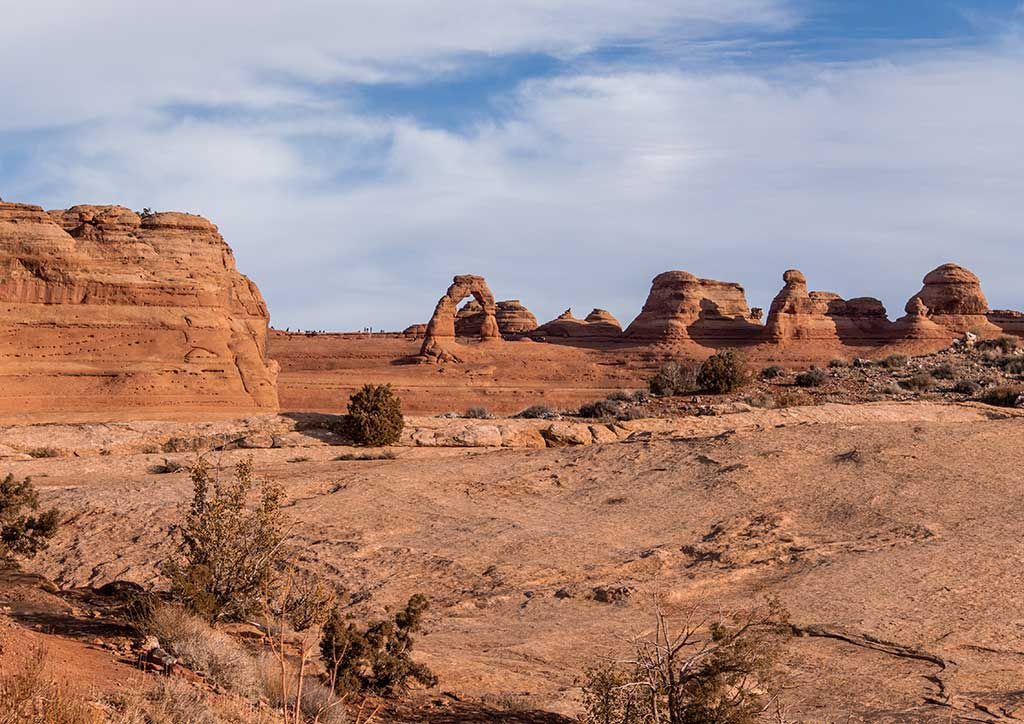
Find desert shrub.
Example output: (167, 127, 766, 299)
(696, 350, 747, 394)
(979, 386, 1023, 408)
(749, 390, 811, 409)
(631, 389, 650, 403)
(616, 407, 647, 422)
(109, 678, 221, 724)
(794, 368, 828, 388)
(271, 567, 339, 633)
(995, 356, 1024, 374)
(334, 451, 396, 461)
(0, 474, 60, 561)
(28, 447, 59, 459)
(899, 372, 934, 391)
(828, 358, 847, 368)
(977, 335, 1020, 353)
(463, 406, 492, 419)
(931, 362, 956, 380)
(256, 656, 347, 724)
(759, 365, 784, 380)
(0, 645, 95, 724)
(606, 390, 634, 402)
(954, 379, 980, 395)
(320, 593, 437, 696)
(343, 384, 404, 447)
(143, 605, 260, 697)
(162, 459, 286, 622)
(648, 362, 697, 397)
(578, 399, 622, 419)
(881, 354, 908, 368)
(148, 459, 185, 475)
(516, 404, 556, 419)
(579, 600, 786, 724)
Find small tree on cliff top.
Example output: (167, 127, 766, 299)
(344, 384, 404, 447)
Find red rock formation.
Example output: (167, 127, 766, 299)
(455, 299, 538, 337)
(624, 271, 760, 345)
(890, 297, 954, 343)
(0, 202, 278, 417)
(533, 308, 622, 339)
(420, 275, 500, 361)
(403, 323, 428, 338)
(989, 310, 1024, 338)
(765, 270, 891, 345)
(908, 264, 1001, 337)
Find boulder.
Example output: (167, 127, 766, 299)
(624, 271, 760, 345)
(0, 201, 278, 417)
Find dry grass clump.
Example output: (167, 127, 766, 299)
(334, 451, 396, 462)
(979, 386, 1023, 408)
(930, 362, 956, 380)
(648, 361, 698, 396)
(28, 447, 60, 459)
(794, 368, 828, 388)
(976, 335, 1020, 354)
(255, 655, 348, 724)
(109, 678, 224, 724)
(579, 599, 787, 724)
(515, 404, 557, 419)
(0, 645, 98, 724)
(899, 371, 934, 391)
(143, 605, 260, 697)
(954, 379, 980, 395)
(880, 354, 908, 369)
(463, 407, 493, 419)
(759, 365, 784, 380)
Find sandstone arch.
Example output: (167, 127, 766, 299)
(420, 274, 501, 361)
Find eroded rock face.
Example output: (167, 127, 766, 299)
(0, 202, 278, 417)
(765, 270, 891, 344)
(455, 299, 538, 337)
(625, 271, 760, 345)
(908, 264, 1001, 336)
(533, 308, 622, 339)
(420, 274, 501, 360)
(890, 296, 953, 342)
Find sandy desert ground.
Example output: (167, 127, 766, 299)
(2, 398, 1022, 723)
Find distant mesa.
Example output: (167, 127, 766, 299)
(532, 308, 622, 339)
(624, 271, 761, 345)
(0, 201, 278, 416)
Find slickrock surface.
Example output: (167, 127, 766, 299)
(624, 270, 760, 344)
(0, 202, 277, 419)
(15, 401, 1024, 721)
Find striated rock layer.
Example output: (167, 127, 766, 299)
(764, 270, 892, 345)
(908, 264, 1002, 337)
(624, 271, 761, 345)
(0, 202, 278, 418)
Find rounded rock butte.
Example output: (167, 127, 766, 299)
(908, 263, 1002, 337)
(532, 308, 622, 339)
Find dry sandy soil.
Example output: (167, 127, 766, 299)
(3, 399, 1023, 722)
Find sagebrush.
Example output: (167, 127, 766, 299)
(343, 384, 404, 447)
(697, 350, 747, 394)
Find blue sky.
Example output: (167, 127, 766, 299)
(2, 1, 1023, 330)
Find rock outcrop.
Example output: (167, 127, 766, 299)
(455, 299, 538, 337)
(420, 275, 501, 361)
(764, 270, 891, 345)
(890, 297, 954, 343)
(624, 271, 761, 345)
(533, 308, 622, 339)
(989, 310, 1024, 337)
(908, 264, 1001, 337)
(0, 202, 278, 417)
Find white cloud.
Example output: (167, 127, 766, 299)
(2, 3, 1023, 330)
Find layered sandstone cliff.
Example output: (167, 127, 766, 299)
(624, 271, 761, 345)
(533, 308, 622, 339)
(455, 299, 538, 337)
(0, 202, 278, 418)
(907, 264, 1002, 337)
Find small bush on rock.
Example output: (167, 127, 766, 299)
(162, 459, 286, 622)
(320, 593, 437, 696)
(760, 365, 784, 380)
(578, 399, 622, 419)
(979, 386, 1024, 408)
(954, 379, 980, 395)
(828, 359, 847, 368)
(0, 474, 59, 561)
(515, 404, 556, 419)
(795, 368, 828, 388)
(464, 407, 492, 419)
(899, 372, 934, 391)
(648, 361, 697, 396)
(343, 383, 404, 447)
(697, 350, 747, 394)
